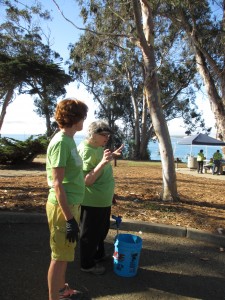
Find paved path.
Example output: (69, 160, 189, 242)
(1, 213, 225, 300)
(0, 158, 46, 177)
(0, 168, 45, 177)
(176, 167, 225, 180)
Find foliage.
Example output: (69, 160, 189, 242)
(69, 0, 208, 160)
(0, 0, 72, 136)
(0, 135, 49, 165)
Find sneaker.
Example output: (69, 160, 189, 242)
(94, 253, 112, 263)
(81, 264, 106, 275)
(59, 283, 83, 299)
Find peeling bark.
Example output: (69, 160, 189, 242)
(132, 0, 179, 200)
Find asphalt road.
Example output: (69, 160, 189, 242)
(1, 222, 225, 300)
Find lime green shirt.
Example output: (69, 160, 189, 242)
(213, 151, 222, 160)
(46, 132, 85, 205)
(197, 152, 205, 161)
(78, 140, 115, 207)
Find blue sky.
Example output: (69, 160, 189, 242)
(1, 0, 216, 136)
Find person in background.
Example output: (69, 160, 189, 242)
(78, 120, 124, 275)
(212, 149, 223, 175)
(46, 98, 88, 300)
(203, 158, 213, 173)
(197, 149, 205, 174)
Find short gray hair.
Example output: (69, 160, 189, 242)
(87, 120, 112, 138)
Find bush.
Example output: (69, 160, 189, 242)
(0, 135, 49, 165)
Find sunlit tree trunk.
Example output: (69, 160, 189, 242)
(132, 0, 179, 200)
(140, 93, 153, 159)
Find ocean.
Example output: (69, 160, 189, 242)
(1, 133, 220, 162)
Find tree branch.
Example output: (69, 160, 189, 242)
(52, 0, 132, 39)
(178, 6, 221, 76)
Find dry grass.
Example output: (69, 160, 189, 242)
(0, 160, 225, 234)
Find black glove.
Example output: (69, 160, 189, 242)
(66, 217, 79, 243)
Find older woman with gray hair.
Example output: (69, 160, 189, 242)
(78, 120, 123, 275)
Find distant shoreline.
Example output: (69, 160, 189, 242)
(1, 133, 220, 162)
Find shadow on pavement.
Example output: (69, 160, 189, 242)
(1, 223, 225, 300)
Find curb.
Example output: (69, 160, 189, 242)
(117, 219, 225, 247)
(1, 211, 225, 246)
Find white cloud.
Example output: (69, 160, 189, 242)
(1, 94, 46, 135)
(1, 83, 96, 135)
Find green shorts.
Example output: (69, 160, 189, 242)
(46, 202, 81, 262)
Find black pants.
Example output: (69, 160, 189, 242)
(213, 160, 221, 174)
(197, 161, 203, 173)
(80, 205, 111, 269)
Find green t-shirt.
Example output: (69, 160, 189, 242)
(78, 140, 115, 207)
(46, 132, 85, 205)
(197, 152, 205, 161)
(213, 151, 222, 160)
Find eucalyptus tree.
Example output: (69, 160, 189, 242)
(67, 0, 212, 200)
(160, 0, 225, 142)
(130, 0, 178, 199)
(66, 0, 179, 199)
(69, 3, 205, 162)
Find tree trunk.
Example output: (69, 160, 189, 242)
(173, 4, 225, 142)
(132, 0, 179, 200)
(140, 93, 155, 160)
(45, 114, 52, 137)
(0, 88, 14, 132)
(145, 70, 178, 200)
(37, 93, 52, 137)
(126, 66, 141, 159)
(139, 91, 147, 159)
(140, 123, 153, 160)
(195, 49, 225, 141)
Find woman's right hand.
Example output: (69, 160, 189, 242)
(101, 149, 113, 165)
(84, 149, 113, 186)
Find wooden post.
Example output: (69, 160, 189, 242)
(114, 158, 117, 167)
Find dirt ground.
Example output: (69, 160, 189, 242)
(0, 159, 225, 235)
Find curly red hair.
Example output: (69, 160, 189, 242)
(55, 98, 88, 128)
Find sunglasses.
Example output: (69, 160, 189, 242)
(98, 133, 111, 138)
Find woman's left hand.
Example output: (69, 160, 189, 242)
(113, 144, 124, 157)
